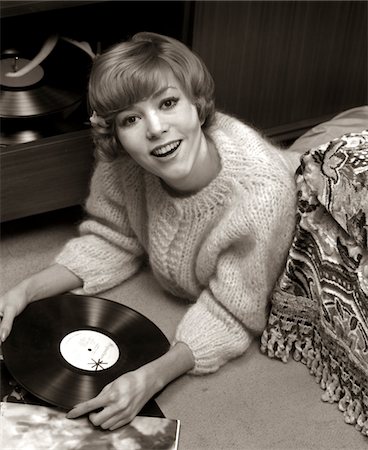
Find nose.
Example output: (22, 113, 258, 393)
(146, 111, 168, 140)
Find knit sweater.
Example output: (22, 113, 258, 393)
(55, 112, 297, 374)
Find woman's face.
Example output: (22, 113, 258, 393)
(115, 73, 210, 193)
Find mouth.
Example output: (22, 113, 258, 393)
(151, 140, 182, 158)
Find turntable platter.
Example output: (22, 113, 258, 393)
(0, 56, 82, 118)
(0, 57, 44, 88)
(0, 86, 82, 118)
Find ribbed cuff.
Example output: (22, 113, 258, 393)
(55, 237, 141, 294)
(174, 299, 253, 375)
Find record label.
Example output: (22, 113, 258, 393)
(0, 58, 44, 88)
(59, 329, 120, 371)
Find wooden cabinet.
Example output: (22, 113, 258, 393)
(192, 1, 367, 141)
(1, 131, 94, 222)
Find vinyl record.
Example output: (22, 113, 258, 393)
(0, 85, 81, 118)
(0, 113, 85, 147)
(0, 56, 82, 118)
(2, 294, 170, 410)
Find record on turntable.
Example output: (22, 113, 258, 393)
(2, 294, 170, 410)
(0, 35, 95, 146)
(0, 54, 82, 119)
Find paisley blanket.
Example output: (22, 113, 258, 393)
(261, 130, 368, 435)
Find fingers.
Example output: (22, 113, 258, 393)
(66, 371, 147, 430)
(102, 415, 133, 431)
(90, 405, 133, 430)
(0, 285, 28, 342)
(89, 408, 122, 428)
(109, 419, 131, 431)
(66, 391, 135, 430)
(67, 397, 132, 430)
(66, 393, 108, 419)
(0, 305, 17, 342)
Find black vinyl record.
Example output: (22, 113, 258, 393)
(0, 85, 81, 118)
(0, 57, 82, 118)
(2, 294, 170, 410)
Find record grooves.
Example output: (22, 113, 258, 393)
(2, 294, 170, 410)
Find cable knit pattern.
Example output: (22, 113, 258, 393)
(55, 112, 297, 374)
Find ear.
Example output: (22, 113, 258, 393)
(195, 97, 206, 126)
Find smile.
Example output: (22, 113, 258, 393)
(151, 140, 182, 158)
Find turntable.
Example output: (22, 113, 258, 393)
(0, 35, 96, 222)
(0, 35, 95, 146)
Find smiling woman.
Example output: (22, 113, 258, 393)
(0, 32, 298, 431)
(88, 32, 215, 161)
(114, 73, 218, 194)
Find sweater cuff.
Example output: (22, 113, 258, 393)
(55, 237, 142, 295)
(174, 297, 253, 375)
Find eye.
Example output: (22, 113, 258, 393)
(161, 97, 179, 110)
(122, 115, 140, 127)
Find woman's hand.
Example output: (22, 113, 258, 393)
(0, 264, 82, 342)
(0, 283, 29, 342)
(66, 342, 195, 430)
(67, 366, 157, 431)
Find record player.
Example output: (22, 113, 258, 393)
(0, 34, 95, 146)
(0, 34, 96, 222)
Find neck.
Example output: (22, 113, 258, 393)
(163, 135, 221, 196)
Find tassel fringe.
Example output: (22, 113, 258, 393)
(261, 310, 368, 436)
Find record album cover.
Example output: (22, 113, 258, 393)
(0, 402, 180, 450)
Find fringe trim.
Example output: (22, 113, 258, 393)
(261, 308, 368, 437)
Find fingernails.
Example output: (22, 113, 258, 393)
(66, 406, 80, 419)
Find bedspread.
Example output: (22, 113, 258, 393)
(261, 130, 368, 435)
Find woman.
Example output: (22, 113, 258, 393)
(0, 32, 297, 430)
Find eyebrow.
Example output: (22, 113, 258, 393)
(151, 85, 178, 99)
(118, 86, 179, 114)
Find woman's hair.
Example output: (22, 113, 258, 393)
(88, 32, 215, 160)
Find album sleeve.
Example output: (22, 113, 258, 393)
(174, 180, 296, 375)
(55, 161, 145, 294)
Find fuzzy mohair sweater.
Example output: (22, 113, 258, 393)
(55, 112, 297, 374)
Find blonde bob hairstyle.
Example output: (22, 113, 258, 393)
(88, 32, 215, 160)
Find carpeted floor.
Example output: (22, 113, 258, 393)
(1, 207, 367, 449)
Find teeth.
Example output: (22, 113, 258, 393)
(152, 141, 181, 157)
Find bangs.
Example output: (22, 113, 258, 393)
(92, 58, 181, 118)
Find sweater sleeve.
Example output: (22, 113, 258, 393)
(174, 178, 296, 375)
(55, 161, 145, 294)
